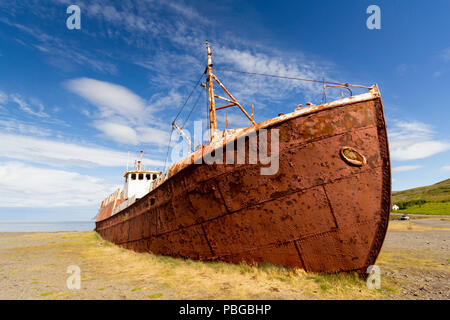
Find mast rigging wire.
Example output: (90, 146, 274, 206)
(214, 68, 372, 89)
(164, 70, 205, 171)
(181, 88, 204, 129)
(165, 62, 371, 171)
(163, 127, 174, 171)
(172, 70, 206, 123)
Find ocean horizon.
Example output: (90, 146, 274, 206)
(0, 220, 95, 232)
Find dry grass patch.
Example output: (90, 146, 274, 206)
(1, 231, 402, 299)
(377, 249, 448, 272)
(387, 220, 450, 231)
(76, 232, 397, 299)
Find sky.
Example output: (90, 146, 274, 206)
(0, 0, 449, 221)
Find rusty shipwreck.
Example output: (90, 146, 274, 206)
(96, 42, 391, 274)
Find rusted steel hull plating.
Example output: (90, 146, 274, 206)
(96, 89, 391, 274)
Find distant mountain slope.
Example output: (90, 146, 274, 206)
(392, 179, 450, 202)
(391, 179, 450, 215)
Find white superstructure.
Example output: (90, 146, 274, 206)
(121, 169, 161, 199)
(120, 151, 161, 200)
(98, 151, 162, 218)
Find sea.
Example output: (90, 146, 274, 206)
(0, 221, 95, 232)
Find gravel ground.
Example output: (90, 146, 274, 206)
(0, 232, 172, 300)
(379, 217, 450, 299)
(0, 216, 448, 300)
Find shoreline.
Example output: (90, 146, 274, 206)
(1, 213, 448, 234)
(0, 221, 95, 233)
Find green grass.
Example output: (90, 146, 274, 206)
(396, 201, 450, 215)
(40, 292, 53, 296)
(148, 293, 163, 299)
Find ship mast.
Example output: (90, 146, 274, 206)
(205, 41, 217, 141)
(204, 41, 256, 142)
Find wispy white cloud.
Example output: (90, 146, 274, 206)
(392, 165, 423, 172)
(88, 2, 160, 33)
(214, 46, 327, 105)
(0, 90, 7, 105)
(93, 121, 139, 145)
(0, 90, 50, 118)
(433, 48, 450, 77)
(147, 90, 183, 112)
(217, 112, 254, 128)
(0, 133, 164, 167)
(10, 94, 49, 118)
(441, 48, 450, 62)
(92, 121, 171, 146)
(0, 119, 52, 137)
(81, 109, 91, 117)
(432, 70, 443, 78)
(0, 15, 117, 74)
(65, 78, 173, 146)
(62, 1, 333, 108)
(395, 63, 416, 76)
(2, 0, 336, 114)
(0, 162, 116, 207)
(389, 120, 450, 161)
(65, 78, 145, 121)
(0, 89, 68, 128)
(165, 1, 212, 24)
(442, 165, 450, 171)
(136, 126, 170, 146)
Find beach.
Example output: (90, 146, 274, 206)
(0, 221, 95, 233)
(0, 215, 448, 300)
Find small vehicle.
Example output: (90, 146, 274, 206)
(400, 214, 410, 221)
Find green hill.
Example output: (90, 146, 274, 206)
(392, 179, 450, 215)
(392, 178, 450, 202)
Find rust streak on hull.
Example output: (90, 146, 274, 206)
(96, 91, 391, 274)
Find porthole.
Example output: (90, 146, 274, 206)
(340, 146, 367, 167)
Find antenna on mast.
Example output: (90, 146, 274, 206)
(205, 40, 217, 141)
(126, 150, 130, 171)
(225, 113, 228, 132)
(137, 150, 144, 170)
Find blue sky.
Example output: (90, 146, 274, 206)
(0, 0, 449, 221)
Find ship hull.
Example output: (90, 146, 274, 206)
(96, 92, 391, 274)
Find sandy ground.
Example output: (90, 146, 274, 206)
(0, 216, 448, 300)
